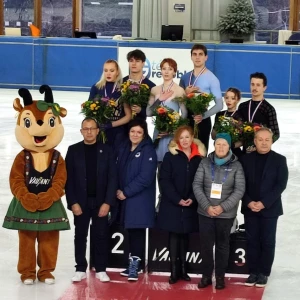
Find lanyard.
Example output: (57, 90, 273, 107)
(104, 83, 117, 98)
(188, 67, 206, 87)
(224, 110, 236, 118)
(211, 162, 230, 184)
(162, 81, 174, 93)
(248, 100, 263, 122)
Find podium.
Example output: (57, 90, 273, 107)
(148, 228, 248, 274)
(90, 224, 129, 269)
(90, 226, 249, 275)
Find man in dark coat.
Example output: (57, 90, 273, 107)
(240, 127, 288, 288)
(65, 117, 117, 283)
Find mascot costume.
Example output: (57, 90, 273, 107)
(3, 85, 70, 285)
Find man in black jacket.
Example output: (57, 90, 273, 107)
(240, 127, 288, 288)
(65, 117, 117, 282)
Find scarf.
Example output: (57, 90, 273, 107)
(214, 150, 232, 166)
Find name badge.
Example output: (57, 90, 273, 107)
(210, 183, 222, 199)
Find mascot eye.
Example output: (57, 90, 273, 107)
(24, 118, 31, 128)
(49, 117, 55, 127)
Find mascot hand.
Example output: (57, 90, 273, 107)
(38, 192, 54, 211)
(20, 193, 40, 212)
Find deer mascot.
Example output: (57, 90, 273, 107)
(3, 85, 70, 285)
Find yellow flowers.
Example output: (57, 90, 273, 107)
(119, 81, 150, 115)
(109, 100, 117, 107)
(243, 125, 253, 132)
(121, 80, 131, 93)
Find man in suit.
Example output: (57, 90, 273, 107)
(240, 127, 288, 287)
(65, 117, 117, 282)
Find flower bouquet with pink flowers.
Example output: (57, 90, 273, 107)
(119, 81, 150, 118)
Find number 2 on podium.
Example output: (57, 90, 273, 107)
(112, 232, 124, 254)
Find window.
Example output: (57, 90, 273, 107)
(42, 0, 72, 37)
(82, 0, 133, 37)
(253, 0, 290, 43)
(3, 0, 34, 36)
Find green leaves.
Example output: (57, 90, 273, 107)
(217, 0, 256, 37)
(36, 100, 61, 116)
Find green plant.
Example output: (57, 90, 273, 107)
(217, 0, 256, 37)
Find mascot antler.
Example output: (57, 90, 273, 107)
(18, 88, 33, 106)
(39, 85, 54, 103)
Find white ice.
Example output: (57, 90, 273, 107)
(0, 89, 299, 300)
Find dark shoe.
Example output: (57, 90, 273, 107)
(169, 261, 179, 284)
(180, 263, 191, 281)
(215, 276, 225, 289)
(198, 276, 212, 288)
(245, 273, 258, 286)
(255, 274, 268, 287)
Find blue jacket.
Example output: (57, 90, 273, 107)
(65, 141, 117, 210)
(116, 137, 157, 229)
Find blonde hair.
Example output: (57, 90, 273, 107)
(95, 59, 123, 89)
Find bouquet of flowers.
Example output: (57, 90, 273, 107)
(119, 81, 150, 118)
(81, 96, 117, 143)
(241, 122, 262, 150)
(174, 92, 214, 136)
(214, 115, 243, 143)
(152, 105, 189, 147)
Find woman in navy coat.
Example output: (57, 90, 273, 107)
(157, 125, 206, 284)
(116, 119, 157, 281)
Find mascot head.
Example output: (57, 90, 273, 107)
(14, 85, 67, 153)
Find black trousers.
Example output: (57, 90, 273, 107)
(245, 215, 278, 276)
(198, 214, 234, 277)
(127, 228, 146, 261)
(168, 232, 189, 262)
(74, 207, 109, 272)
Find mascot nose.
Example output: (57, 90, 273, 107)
(37, 120, 44, 126)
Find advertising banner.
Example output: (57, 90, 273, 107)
(118, 47, 194, 85)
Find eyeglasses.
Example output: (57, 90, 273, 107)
(81, 127, 98, 132)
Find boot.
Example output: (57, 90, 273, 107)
(179, 234, 191, 281)
(198, 275, 212, 288)
(215, 276, 225, 289)
(168, 233, 180, 284)
(169, 260, 179, 284)
(128, 256, 141, 281)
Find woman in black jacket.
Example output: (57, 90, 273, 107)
(157, 125, 206, 284)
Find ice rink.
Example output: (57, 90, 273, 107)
(0, 89, 299, 300)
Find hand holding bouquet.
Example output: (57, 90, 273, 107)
(214, 115, 243, 143)
(81, 96, 117, 143)
(152, 105, 189, 147)
(174, 92, 214, 136)
(119, 81, 150, 118)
